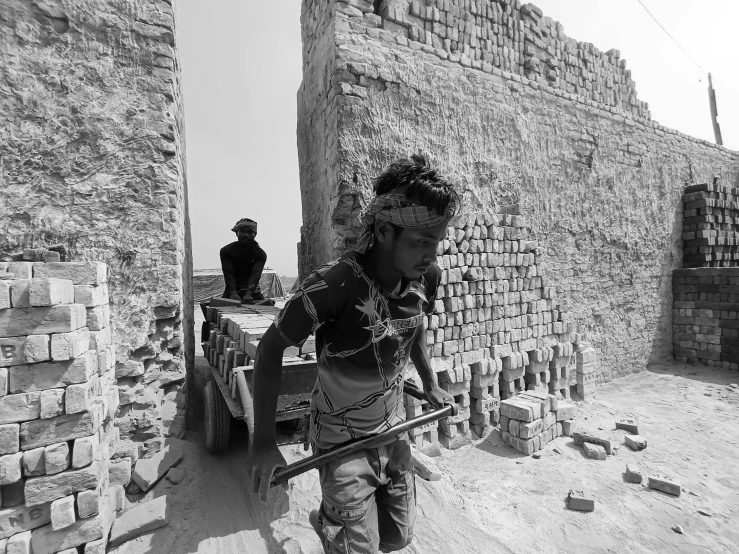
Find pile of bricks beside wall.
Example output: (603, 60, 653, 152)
(499, 390, 576, 455)
(682, 182, 739, 268)
(333, 0, 649, 119)
(673, 268, 739, 370)
(0, 261, 123, 553)
(405, 211, 585, 449)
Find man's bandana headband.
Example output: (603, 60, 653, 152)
(355, 186, 458, 254)
(232, 219, 257, 233)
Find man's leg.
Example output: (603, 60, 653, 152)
(375, 436, 416, 553)
(316, 448, 382, 553)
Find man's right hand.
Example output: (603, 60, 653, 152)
(229, 292, 241, 301)
(245, 441, 288, 502)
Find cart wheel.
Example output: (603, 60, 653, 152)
(204, 380, 231, 453)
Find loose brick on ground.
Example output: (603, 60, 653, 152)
(109, 495, 170, 547)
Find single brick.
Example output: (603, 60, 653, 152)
(65, 381, 94, 414)
(0, 393, 41, 425)
(0, 424, 20, 455)
(0, 503, 51, 539)
(22, 448, 46, 477)
(44, 443, 71, 475)
(39, 389, 65, 419)
(0, 305, 86, 338)
(33, 262, 107, 286)
(0, 281, 9, 309)
(0, 452, 23, 485)
(10, 351, 96, 393)
(625, 463, 643, 484)
(624, 434, 647, 451)
(73, 284, 109, 308)
(109, 496, 169, 547)
(648, 474, 681, 496)
(583, 442, 607, 460)
(567, 490, 595, 512)
(6, 529, 32, 554)
(109, 457, 132, 487)
(556, 402, 577, 421)
(85, 305, 110, 331)
(28, 279, 75, 307)
(9, 280, 31, 308)
(72, 435, 98, 469)
(561, 420, 574, 437)
(615, 418, 639, 434)
(50, 328, 90, 361)
(76, 488, 101, 519)
(50, 495, 76, 530)
(88, 327, 111, 352)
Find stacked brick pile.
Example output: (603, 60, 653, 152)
(682, 182, 739, 268)
(673, 268, 739, 370)
(334, 0, 649, 118)
(406, 211, 580, 449)
(0, 261, 122, 553)
(499, 391, 575, 455)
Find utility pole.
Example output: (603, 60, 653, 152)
(708, 73, 723, 146)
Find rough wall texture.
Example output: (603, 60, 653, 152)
(0, 0, 191, 455)
(298, 0, 739, 383)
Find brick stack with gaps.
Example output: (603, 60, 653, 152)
(201, 304, 317, 419)
(405, 211, 598, 455)
(674, 181, 739, 370)
(0, 260, 123, 554)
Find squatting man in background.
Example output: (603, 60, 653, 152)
(220, 218, 269, 304)
(245, 154, 461, 552)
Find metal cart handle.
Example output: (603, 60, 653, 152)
(270, 381, 455, 488)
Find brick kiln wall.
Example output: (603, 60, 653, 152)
(297, 0, 739, 384)
(0, 1, 191, 454)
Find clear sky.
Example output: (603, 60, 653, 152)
(175, 0, 738, 276)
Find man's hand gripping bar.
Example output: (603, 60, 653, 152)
(269, 381, 457, 488)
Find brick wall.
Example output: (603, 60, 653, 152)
(297, 0, 739, 384)
(0, 1, 191, 456)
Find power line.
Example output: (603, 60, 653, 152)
(634, 0, 706, 73)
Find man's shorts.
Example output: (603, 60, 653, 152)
(314, 434, 416, 553)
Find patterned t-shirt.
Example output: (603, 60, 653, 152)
(273, 251, 440, 449)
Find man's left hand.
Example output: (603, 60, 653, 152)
(425, 384, 458, 416)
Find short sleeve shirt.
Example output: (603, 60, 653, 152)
(273, 251, 440, 449)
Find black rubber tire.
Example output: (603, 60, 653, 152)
(204, 380, 231, 453)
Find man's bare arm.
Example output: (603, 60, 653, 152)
(220, 250, 239, 299)
(245, 323, 292, 501)
(409, 320, 456, 411)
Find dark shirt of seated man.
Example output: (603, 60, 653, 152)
(220, 218, 267, 302)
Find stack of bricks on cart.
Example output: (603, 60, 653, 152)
(334, 0, 649, 119)
(499, 391, 576, 455)
(405, 211, 584, 450)
(673, 268, 739, 370)
(0, 261, 123, 553)
(202, 305, 317, 405)
(682, 182, 739, 268)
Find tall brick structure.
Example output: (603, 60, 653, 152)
(0, 0, 192, 455)
(297, 0, 739, 384)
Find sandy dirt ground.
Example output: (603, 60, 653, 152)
(110, 311, 738, 554)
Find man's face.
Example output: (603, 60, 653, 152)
(236, 227, 256, 243)
(387, 219, 448, 280)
